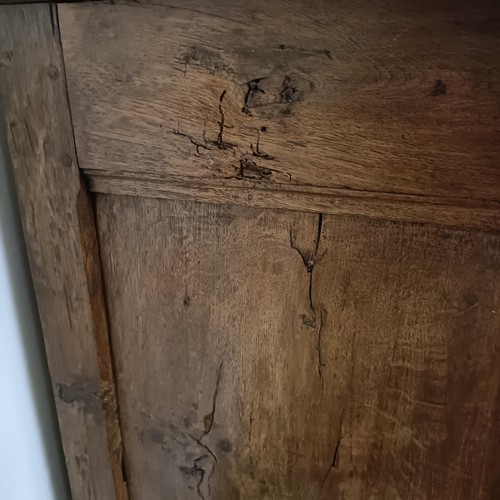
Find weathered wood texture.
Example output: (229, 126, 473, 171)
(0, 5, 128, 500)
(89, 174, 500, 231)
(97, 194, 500, 500)
(60, 0, 500, 228)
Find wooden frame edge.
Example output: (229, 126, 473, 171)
(0, 4, 128, 499)
(88, 173, 500, 232)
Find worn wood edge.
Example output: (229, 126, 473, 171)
(0, 4, 129, 499)
(55, 8, 129, 500)
(83, 169, 500, 208)
(77, 177, 130, 500)
(88, 173, 500, 231)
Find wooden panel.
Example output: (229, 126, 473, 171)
(0, 5, 128, 500)
(316, 217, 500, 499)
(90, 173, 500, 230)
(97, 194, 500, 499)
(60, 0, 500, 215)
(97, 195, 327, 499)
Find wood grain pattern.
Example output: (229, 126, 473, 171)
(60, 0, 500, 224)
(97, 194, 500, 500)
(97, 196, 326, 499)
(315, 216, 500, 499)
(89, 173, 500, 230)
(0, 5, 128, 500)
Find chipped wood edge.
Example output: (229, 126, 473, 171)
(88, 173, 500, 231)
(0, 4, 128, 499)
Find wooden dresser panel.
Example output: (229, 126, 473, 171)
(3, 2, 500, 499)
(97, 195, 500, 500)
(59, 0, 500, 229)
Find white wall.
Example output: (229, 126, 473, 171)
(0, 118, 71, 500)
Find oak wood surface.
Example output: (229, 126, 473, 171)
(60, 0, 500, 228)
(4, 2, 500, 499)
(0, 4, 128, 499)
(97, 194, 500, 500)
(89, 173, 500, 230)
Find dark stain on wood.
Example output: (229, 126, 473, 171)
(180, 44, 234, 76)
(279, 75, 303, 103)
(242, 77, 266, 115)
(237, 158, 272, 180)
(432, 79, 448, 96)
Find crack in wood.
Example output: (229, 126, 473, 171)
(190, 449, 215, 499)
(290, 214, 325, 383)
(181, 452, 214, 500)
(331, 438, 340, 468)
(172, 125, 212, 155)
(49, 3, 61, 43)
(278, 44, 333, 60)
(191, 456, 207, 500)
(203, 361, 223, 436)
(280, 75, 304, 104)
(191, 360, 224, 499)
(237, 158, 272, 180)
(216, 90, 235, 150)
(251, 129, 274, 160)
(141, 409, 218, 497)
(242, 77, 267, 115)
(322, 439, 341, 485)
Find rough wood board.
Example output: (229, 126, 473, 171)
(60, 0, 500, 206)
(97, 194, 500, 500)
(0, 5, 128, 500)
(89, 173, 500, 230)
(315, 216, 500, 499)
